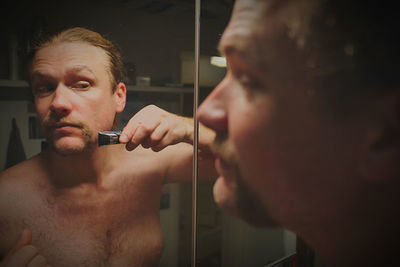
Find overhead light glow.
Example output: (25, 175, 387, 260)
(210, 56, 227, 68)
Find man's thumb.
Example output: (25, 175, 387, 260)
(2, 229, 33, 264)
(13, 229, 32, 251)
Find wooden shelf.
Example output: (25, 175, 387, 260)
(126, 85, 193, 94)
(0, 80, 29, 88)
(0, 79, 30, 101)
(0, 80, 194, 101)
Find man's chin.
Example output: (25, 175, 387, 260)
(213, 176, 241, 217)
(49, 138, 94, 156)
(213, 175, 279, 228)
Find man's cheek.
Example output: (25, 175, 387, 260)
(234, 126, 261, 166)
(213, 177, 240, 218)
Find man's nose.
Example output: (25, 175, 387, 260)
(50, 85, 72, 116)
(198, 84, 228, 132)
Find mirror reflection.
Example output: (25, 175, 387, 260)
(0, 1, 204, 266)
(1, 0, 299, 267)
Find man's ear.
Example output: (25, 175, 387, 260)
(114, 82, 126, 114)
(360, 92, 400, 183)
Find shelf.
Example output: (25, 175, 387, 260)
(126, 85, 193, 94)
(0, 79, 30, 101)
(0, 80, 29, 88)
(0, 80, 194, 101)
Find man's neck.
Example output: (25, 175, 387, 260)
(314, 222, 399, 267)
(301, 186, 400, 267)
(43, 145, 115, 189)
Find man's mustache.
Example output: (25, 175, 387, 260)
(41, 114, 93, 142)
(42, 116, 84, 129)
(40, 112, 91, 137)
(211, 133, 238, 166)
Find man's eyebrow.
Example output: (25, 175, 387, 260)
(218, 40, 250, 62)
(30, 66, 98, 85)
(218, 41, 237, 58)
(30, 71, 51, 82)
(218, 39, 231, 57)
(218, 31, 248, 58)
(65, 65, 96, 77)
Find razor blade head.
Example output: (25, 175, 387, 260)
(98, 131, 121, 146)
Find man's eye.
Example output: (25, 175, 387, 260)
(34, 86, 55, 96)
(237, 73, 261, 90)
(73, 81, 91, 90)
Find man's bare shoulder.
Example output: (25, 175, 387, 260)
(110, 142, 194, 185)
(0, 154, 47, 214)
(0, 153, 46, 189)
(112, 142, 192, 169)
(0, 154, 47, 254)
(107, 144, 167, 179)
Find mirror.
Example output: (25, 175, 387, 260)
(0, 1, 195, 266)
(0, 0, 296, 266)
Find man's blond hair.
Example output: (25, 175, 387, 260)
(29, 27, 123, 92)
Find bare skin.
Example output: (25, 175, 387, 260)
(0, 41, 216, 267)
(0, 141, 212, 267)
(198, 0, 400, 266)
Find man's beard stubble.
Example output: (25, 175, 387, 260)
(213, 134, 278, 227)
(41, 114, 96, 156)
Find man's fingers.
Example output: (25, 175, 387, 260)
(141, 125, 168, 148)
(151, 142, 168, 152)
(6, 245, 38, 266)
(121, 105, 189, 151)
(125, 125, 147, 150)
(8, 229, 32, 256)
(150, 123, 168, 141)
(120, 104, 168, 144)
(124, 121, 162, 150)
(28, 254, 48, 267)
(151, 132, 178, 152)
(120, 123, 138, 143)
(1, 229, 50, 267)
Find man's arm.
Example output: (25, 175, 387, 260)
(119, 104, 215, 152)
(119, 105, 217, 183)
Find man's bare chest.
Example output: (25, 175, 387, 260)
(18, 189, 163, 266)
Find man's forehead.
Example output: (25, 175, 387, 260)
(233, 0, 271, 10)
(233, 0, 291, 14)
(34, 42, 108, 64)
(219, 0, 304, 58)
(219, 0, 286, 48)
(218, 0, 277, 61)
(32, 42, 109, 74)
(31, 64, 95, 78)
(219, 4, 259, 55)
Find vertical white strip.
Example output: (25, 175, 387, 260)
(191, 0, 201, 266)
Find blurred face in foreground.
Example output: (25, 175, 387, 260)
(198, 0, 372, 229)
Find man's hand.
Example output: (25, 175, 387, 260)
(119, 105, 192, 152)
(0, 229, 50, 267)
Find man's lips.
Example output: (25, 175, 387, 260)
(214, 154, 234, 180)
(49, 122, 82, 135)
(52, 122, 81, 129)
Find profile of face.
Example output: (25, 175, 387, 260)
(31, 41, 126, 155)
(198, 0, 367, 228)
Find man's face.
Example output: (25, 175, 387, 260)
(31, 41, 125, 155)
(198, 0, 364, 228)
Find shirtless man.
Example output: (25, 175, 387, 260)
(0, 27, 216, 266)
(198, 0, 400, 266)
